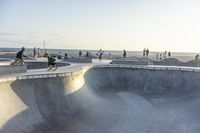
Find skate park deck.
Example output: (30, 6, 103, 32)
(1, 62, 200, 133)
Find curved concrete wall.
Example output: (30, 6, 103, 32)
(1, 66, 200, 133)
(86, 67, 200, 96)
(153, 58, 200, 67)
(0, 69, 87, 133)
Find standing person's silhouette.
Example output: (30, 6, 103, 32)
(123, 49, 127, 58)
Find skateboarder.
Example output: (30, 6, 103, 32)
(11, 47, 28, 65)
(47, 55, 57, 71)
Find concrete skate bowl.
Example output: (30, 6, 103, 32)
(1, 67, 200, 133)
(0, 58, 13, 62)
(25, 61, 70, 69)
(0, 58, 13, 66)
(184, 59, 200, 67)
(153, 58, 200, 67)
(138, 57, 155, 62)
(153, 58, 183, 66)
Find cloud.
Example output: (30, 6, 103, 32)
(0, 32, 19, 36)
(0, 31, 63, 41)
(31, 32, 63, 37)
(0, 39, 29, 44)
(0, 31, 65, 48)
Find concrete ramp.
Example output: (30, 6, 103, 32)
(153, 58, 200, 67)
(1, 67, 200, 133)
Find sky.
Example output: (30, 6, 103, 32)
(0, 0, 200, 52)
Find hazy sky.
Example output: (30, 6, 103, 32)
(0, 0, 200, 52)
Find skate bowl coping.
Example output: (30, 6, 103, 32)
(111, 60, 151, 65)
(64, 57, 92, 63)
(0, 61, 70, 75)
(153, 58, 200, 67)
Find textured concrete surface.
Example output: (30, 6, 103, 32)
(114, 57, 200, 67)
(0, 65, 27, 75)
(0, 58, 13, 66)
(153, 58, 200, 67)
(25, 61, 70, 70)
(1, 66, 200, 133)
(111, 60, 151, 65)
(64, 58, 92, 63)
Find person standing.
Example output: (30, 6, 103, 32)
(163, 52, 166, 59)
(146, 48, 149, 57)
(37, 48, 40, 57)
(163, 51, 167, 59)
(168, 51, 171, 57)
(160, 53, 162, 60)
(195, 54, 199, 60)
(156, 53, 159, 60)
(143, 48, 146, 57)
(44, 49, 48, 57)
(11, 47, 28, 65)
(109, 53, 112, 58)
(79, 50, 82, 57)
(64, 53, 68, 60)
(85, 51, 89, 58)
(123, 49, 127, 58)
(99, 53, 103, 59)
(33, 47, 37, 58)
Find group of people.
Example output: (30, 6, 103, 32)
(78, 49, 126, 59)
(143, 48, 150, 57)
(96, 49, 104, 59)
(32, 47, 49, 58)
(78, 50, 92, 58)
(123, 49, 127, 58)
(156, 51, 171, 60)
(12, 47, 175, 70)
(32, 47, 41, 58)
(11, 47, 57, 71)
(76, 49, 105, 59)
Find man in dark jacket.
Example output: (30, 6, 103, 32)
(47, 55, 57, 71)
(123, 49, 127, 58)
(11, 47, 28, 65)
